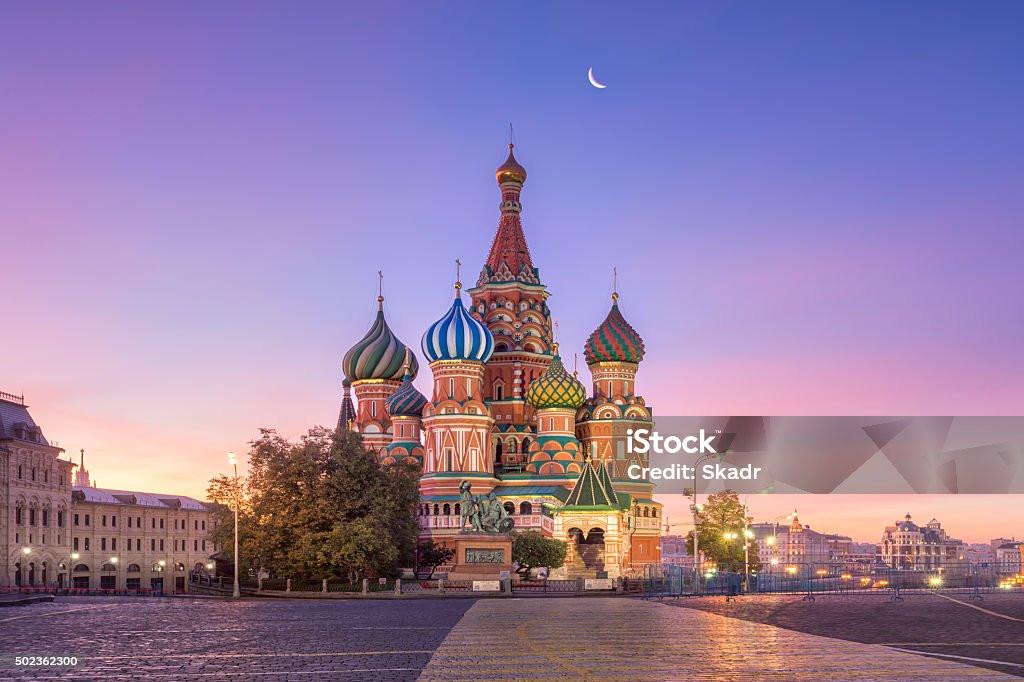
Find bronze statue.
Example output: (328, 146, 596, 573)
(459, 481, 514, 533)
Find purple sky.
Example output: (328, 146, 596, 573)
(2, 3, 1022, 540)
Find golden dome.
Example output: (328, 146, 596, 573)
(496, 143, 527, 185)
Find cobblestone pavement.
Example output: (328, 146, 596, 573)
(0, 596, 473, 681)
(419, 597, 1016, 681)
(0, 596, 1019, 681)
(663, 593, 1024, 677)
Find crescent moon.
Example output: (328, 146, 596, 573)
(588, 67, 607, 89)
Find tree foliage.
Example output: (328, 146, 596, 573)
(684, 491, 759, 569)
(416, 540, 455, 579)
(207, 427, 420, 582)
(512, 531, 567, 578)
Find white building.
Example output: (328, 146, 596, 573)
(877, 514, 963, 571)
(70, 466, 215, 593)
(1, 392, 74, 589)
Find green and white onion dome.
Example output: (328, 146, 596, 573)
(342, 297, 418, 382)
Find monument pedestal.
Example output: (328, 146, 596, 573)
(445, 532, 514, 581)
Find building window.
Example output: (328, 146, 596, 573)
(73, 513, 79, 527)
(112, 516, 117, 527)
(520, 501, 532, 515)
(101, 538, 107, 551)
(85, 514, 90, 526)
(73, 537, 79, 551)
(160, 519, 164, 529)
(84, 538, 90, 551)
(102, 515, 107, 527)
(202, 520, 206, 531)
(112, 538, 117, 551)
(15, 505, 23, 525)
(160, 539, 164, 551)
(29, 508, 36, 525)
(151, 539, 156, 551)
(448, 378, 455, 398)
(152, 518, 156, 529)
(194, 540, 198, 551)
(42, 509, 49, 527)
(58, 510, 65, 528)
(445, 449, 453, 471)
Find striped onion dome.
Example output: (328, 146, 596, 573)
(584, 294, 645, 365)
(342, 297, 418, 382)
(526, 347, 586, 409)
(385, 353, 427, 418)
(422, 287, 494, 364)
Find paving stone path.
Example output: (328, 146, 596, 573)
(420, 597, 1015, 681)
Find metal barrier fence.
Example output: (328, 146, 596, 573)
(644, 560, 1024, 601)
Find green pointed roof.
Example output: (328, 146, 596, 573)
(594, 459, 617, 500)
(563, 458, 617, 508)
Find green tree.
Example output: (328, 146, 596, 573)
(684, 491, 759, 569)
(207, 426, 421, 583)
(512, 531, 567, 578)
(416, 540, 455, 579)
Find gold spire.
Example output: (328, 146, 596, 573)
(454, 258, 462, 297)
(377, 270, 384, 309)
(612, 266, 619, 303)
(400, 348, 412, 378)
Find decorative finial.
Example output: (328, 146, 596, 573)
(400, 348, 412, 378)
(574, 353, 579, 378)
(612, 266, 619, 303)
(454, 258, 462, 296)
(509, 122, 514, 148)
(377, 271, 384, 308)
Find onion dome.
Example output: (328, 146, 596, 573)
(343, 296, 418, 382)
(495, 143, 527, 185)
(422, 284, 494, 363)
(526, 345, 587, 409)
(584, 293, 645, 365)
(385, 352, 427, 417)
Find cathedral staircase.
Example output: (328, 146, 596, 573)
(564, 545, 605, 579)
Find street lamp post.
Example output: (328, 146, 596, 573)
(228, 452, 240, 598)
(689, 451, 724, 594)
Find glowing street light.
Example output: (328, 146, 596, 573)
(71, 552, 80, 561)
(22, 547, 30, 555)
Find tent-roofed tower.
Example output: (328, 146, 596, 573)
(576, 284, 660, 568)
(468, 143, 554, 471)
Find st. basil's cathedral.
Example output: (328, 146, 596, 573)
(338, 144, 663, 578)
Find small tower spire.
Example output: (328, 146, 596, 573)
(454, 258, 462, 297)
(377, 271, 384, 309)
(612, 266, 619, 303)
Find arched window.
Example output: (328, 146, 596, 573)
(634, 506, 641, 517)
(101, 562, 116, 571)
(433, 503, 440, 516)
(15, 502, 23, 525)
(454, 503, 461, 516)
(74, 564, 90, 573)
(519, 501, 532, 515)
(503, 502, 515, 515)
(493, 381, 505, 401)
(152, 563, 164, 572)
(127, 564, 141, 573)
(175, 562, 185, 572)
(443, 504, 451, 516)
(643, 507, 650, 517)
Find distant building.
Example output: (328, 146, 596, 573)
(877, 514, 963, 571)
(2, 390, 216, 592)
(1, 391, 74, 589)
(752, 512, 831, 569)
(994, 542, 1022, 575)
(70, 455, 215, 593)
(660, 534, 691, 567)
